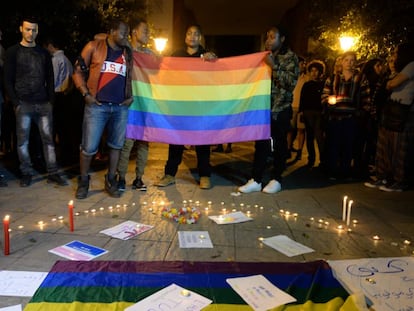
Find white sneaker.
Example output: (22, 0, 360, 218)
(262, 179, 282, 193)
(238, 179, 262, 193)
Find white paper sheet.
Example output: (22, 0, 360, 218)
(100, 221, 153, 240)
(178, 231, 213, 248)
(124, 283, 212, 311)
(226, 274, 296, 311)
(0, 305, 22, 311)
(0, 271, 48, 297)
(208, 211, 253, 224)
(262, 235, 314, 257)
(328, 257, 414, 311)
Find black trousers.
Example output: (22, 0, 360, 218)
(164, 144, 211, 177)
(252, 108, 291, 183)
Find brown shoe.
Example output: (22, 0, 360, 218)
(199, 176, 211, 189)
(155, 175, 175, 187)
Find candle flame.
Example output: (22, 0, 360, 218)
(328, 96, 337, 105)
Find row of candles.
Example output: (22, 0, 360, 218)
(2, 200, 75, 256)
(3, 197, 412, 255)
(1, 199, 242, 255)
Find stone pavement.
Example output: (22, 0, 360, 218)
(1, 142, 413, 308)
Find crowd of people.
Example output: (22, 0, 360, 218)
(0, 16, 413, 197)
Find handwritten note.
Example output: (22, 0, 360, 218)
(0, 271, 48, 297)
(124, 283, 212, 311)
(178, 231, 213, 248)
(226, 274, 296, 311)
(328, 257, 414, 311)
(262, 235, 314, 257)
(208, 211, 253, 224)
(99, 221, 153, 240)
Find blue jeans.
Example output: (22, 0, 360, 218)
(80, 102, 129, 155)
(15, 101, 57, 175)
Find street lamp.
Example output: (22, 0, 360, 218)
(154, 37, 168, 54)
(339, 35, 356, 51)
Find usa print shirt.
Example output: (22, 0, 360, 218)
(96, 45, 126, 104)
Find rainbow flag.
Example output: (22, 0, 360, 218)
(24, 260, 361, 311)
(126, 51, 271, 145)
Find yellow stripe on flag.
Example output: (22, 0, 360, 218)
(132, 79, 270, 101)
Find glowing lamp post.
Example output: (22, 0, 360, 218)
(154, 37, 168, 54)
(339, 35, 356, 51)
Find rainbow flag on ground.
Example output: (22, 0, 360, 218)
(25, 260, 361, 310)
(126, 51, 271, 145)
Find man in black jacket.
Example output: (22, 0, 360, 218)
(4, 16, 67, 187)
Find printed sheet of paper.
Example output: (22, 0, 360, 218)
(100, 220, 153, 240)
(125, 283, 212, 311)
(328, 257, 414, 311)
(0, 271, 48, 297)
(0, 305, 22, 311)
(226, 274, 296, 311)
(178, 231, 213, 248)
(49, 240, 108, 261)
(262, 235, 314, 257)
(208, 211, 253, 224)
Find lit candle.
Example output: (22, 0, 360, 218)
(342, 196, 348, 221)
(181, 289, 190, 297)
(346, 200, 353, 226)
(328, 95, 337, 105)
(3, 215, 10, 256)
(68, 200, 74, 232)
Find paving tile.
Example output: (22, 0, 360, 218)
(1, 141, 414, 309)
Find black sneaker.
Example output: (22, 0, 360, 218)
(47, 173, 68, 186)
(118, 178, 126, 191)
(20, 175, 32, 187)
(364, 179, 387, 189)
(105, 174, 121, 198)
(76, 175, 90, 199)
(379, 182, 408, 192)
(132, 178, 147, 191)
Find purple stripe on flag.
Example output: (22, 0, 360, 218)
(126, 124, 270, 145)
